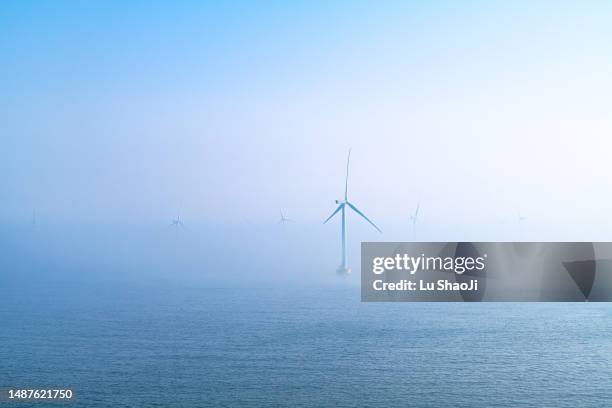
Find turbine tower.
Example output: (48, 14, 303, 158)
(324, 149, 381, 274)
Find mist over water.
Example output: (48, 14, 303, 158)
(2, 215, 610, 289)
(1, 222, 359, 288)
(3, 2, 612, 406)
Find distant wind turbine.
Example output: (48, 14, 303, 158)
(278, 209, 292, 226)
(324, 149, 381, 274)
(171, 214, 185, 229)
(409, 202, 420, 233)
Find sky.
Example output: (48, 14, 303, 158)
(2, 1, 612, 239)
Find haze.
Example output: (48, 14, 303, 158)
(2, 2, 612, 284)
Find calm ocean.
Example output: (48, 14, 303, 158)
(2, 283, 612, 407)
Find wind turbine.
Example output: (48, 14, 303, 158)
(171, 214, 185, 229)
(324, 149, 381, 274)
(278, 209, 292, 226)
(409, 202, 420, 234)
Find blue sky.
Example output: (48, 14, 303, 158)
(2, 1, 612, 238)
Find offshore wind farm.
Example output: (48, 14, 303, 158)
(4, 2, 612, 407)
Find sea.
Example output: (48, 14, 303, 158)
(2, 282, 612, 407)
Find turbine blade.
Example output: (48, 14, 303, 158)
(347, 202, 382, 233)
(415, 202, 420, 217)
(323, 204, 344, 224)
(344, 149, 351, 201)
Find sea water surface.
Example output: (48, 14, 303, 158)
(1, 282, 612, 407)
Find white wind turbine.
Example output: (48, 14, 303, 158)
(324, 149, 381, 274)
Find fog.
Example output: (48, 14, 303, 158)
(3, 213, 611, 288)
(3, 2, 612, 287)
